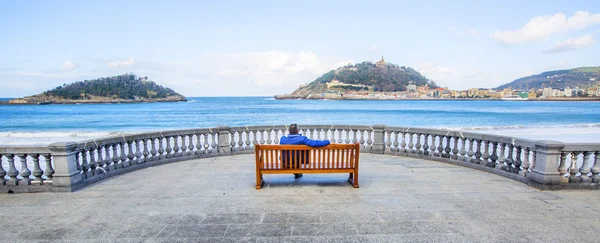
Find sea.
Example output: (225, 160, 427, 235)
(1, 97, 599, 145)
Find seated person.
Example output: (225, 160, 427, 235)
(279, 123, 330, 179)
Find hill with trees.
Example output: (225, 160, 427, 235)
(276, 60, 436, 99)
(496, 67, 600, 90)
(7, 74, 187, 104)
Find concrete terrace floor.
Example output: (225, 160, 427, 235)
(1, 154, 600, 243)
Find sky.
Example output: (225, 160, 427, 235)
(1, 0, 600, 97)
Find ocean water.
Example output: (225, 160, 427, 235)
(1, 97, 599, 145)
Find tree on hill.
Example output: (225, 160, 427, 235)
(310, 62, 436, 92)
(42, 74, 183, 100)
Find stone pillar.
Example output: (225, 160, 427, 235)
(48, 142, 82, 191)
(371, 124, 386, 154)
(526, 140, 566, 185)
(217, 126, 232, 155)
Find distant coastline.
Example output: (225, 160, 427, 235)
(274, 94, 600, 101)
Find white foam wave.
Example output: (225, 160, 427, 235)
(263, 98, 275, 100)
(448, 123, 600, 131)
(0, 132, 131, 146)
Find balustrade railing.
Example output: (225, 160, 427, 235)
(1, 124, 598, 192)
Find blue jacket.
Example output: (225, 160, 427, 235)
(279, 134, 329, 167)
(279, 134, 330, 147)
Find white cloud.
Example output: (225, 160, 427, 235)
(543, 35, 595, 53)
(108, 57, 135, 68)
(62, 60, 78, 71)
(367, 44, 379, 54)
(491, 11, 600, 44)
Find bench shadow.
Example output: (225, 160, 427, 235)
(263, 176, 353, 188)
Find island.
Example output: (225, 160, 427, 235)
(275, 57, 437, 100)
(3, 74, 187, 104)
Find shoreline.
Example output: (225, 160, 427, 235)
(0, 98, 189, 105)
(274, 95, 600, 101)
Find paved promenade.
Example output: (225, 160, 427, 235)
(1, 154, 599, 242)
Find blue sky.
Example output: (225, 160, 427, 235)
(1, 0, 599, 97)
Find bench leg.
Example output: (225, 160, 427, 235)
(350, 171, 359, 188)
(256, 171, 262, 189)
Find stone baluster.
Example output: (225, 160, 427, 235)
(367, 129, 375, 152)
(127, 141, 135, 166)
(400, 132, 407, 153)
(473, 140, 482, 164)
(317, 129, 322, 140)
(407, 133, 414, 153)
(481, 141, 491, 165)
(6, 154, 18, 185)
(141, 138, 150, 162)
(103, 144, 112, 171)
(75, 152, 82, 172)
(89, 147, 97, 175)
(359, 130, 365, 149)
(211, 132, 218, 154)
(203, 134, 211, 153)
(195, 134, 203, 154)
(466, 139, 474, 162)
(415, 134, 422, 154)
(429, 135, 437, 156)
(244, 131, 251, 150)
(251, 131, 259, 146)
(0, 154, 6, 185)
(165, 136, 173, 158)
(151, 138, 159, 160)
(180, 135, 188, 155)
(505, 144, 514, 172)
(451, 137, 459, 160)
(519, 147, 530, 176)
(345, 129, 351, 144)
(351, 129, 358, 143)
(230, 132, 237, 151)
(135, 140, 143, 164)
(112, 143, 120, 169)
(591, 151, 600, 183)
(80, 151, 89, 179)
(120, 142, 127, 167)
(173, 136, 181, 157)
(579, 152, 592, 183)
(18, 154, 31, 185)
(568, 152, 580, 183)
(229, 131, 242, 151)
(423, 134, 430, 156)
(444, 136, 452, 158)
(484, 141, 494, 168)
(437, 136, 444, 157)
(266, 129, 273, 144)
(513, 146, 523, 174)
(459, 138, 467, 161)
(32, 154, 45, 183)
(558, 152, 568, 177)
(392, 132, 399, 152)
(259, 130, 265, 144)
(385, 132, 392, 152)
(496, 143, 506, 170)
(489, 142, 499, 167)
(237, 132, 245, 149)
(96, 146, 105, 172)
(44, 153, 55, 181)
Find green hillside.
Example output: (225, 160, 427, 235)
(496, 67, 600, 90)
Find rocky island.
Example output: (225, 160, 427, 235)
(275, 57, 437, 100)
(3, 74, 187, 104)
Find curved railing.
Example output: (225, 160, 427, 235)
(1, 124, 599, 193)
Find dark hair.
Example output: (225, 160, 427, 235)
(289, 123, 299, 134)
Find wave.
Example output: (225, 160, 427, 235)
(263, 98, 275, 100)
(450, 123, 600, 131)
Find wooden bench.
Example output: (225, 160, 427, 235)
(254, 143, 360, 189)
